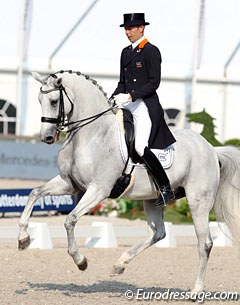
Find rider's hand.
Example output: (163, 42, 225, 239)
(114, 93, 132, 107)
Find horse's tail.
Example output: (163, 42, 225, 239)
(214, 146, 240, 245)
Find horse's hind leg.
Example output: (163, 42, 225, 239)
(110, 199, 165, 276)
(189, 196, 214, 293)
(18, 175, 75, 249)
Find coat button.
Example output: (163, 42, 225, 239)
(124, 68, 127, 71)
(133, 79, 136, 82)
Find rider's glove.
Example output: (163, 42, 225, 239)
(113, 93, 132, 107)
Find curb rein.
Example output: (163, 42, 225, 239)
(40, 83, 115, 139)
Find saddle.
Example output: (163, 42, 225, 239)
(121, 109, 142, 164)
(109, 109, 186, 200)
(109, 109, 137, 199)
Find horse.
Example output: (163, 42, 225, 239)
(18, 70, 240, 294)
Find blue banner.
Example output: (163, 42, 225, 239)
(0, 189, 77, 213)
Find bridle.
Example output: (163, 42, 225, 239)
(40, 85, 74, 127)
(40, 78, 115, 138)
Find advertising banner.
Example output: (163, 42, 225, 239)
(0, 141, 61, 180)
(0, 188, 76, 213)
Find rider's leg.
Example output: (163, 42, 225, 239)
(124, 100, 175, 206)
(142, 146, 175, 206)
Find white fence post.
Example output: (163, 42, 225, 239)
(209, 222, 233, 247)
(155, 222, 176, 248)
(0, 221, 233, 249)
(84, 221, 118, 248)
(28, 222, 53, 249)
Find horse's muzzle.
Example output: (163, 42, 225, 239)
(40, 129, 56, 144)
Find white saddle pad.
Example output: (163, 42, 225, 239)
(127, 146, 174, 169)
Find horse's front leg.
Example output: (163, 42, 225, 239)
(64, 184, 106, 271)
(18, 175, 75, 250)
(111, 200, 165, 276)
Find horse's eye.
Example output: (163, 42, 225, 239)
(50, 99, 58, 106)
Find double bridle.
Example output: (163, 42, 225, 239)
(40, 84, 74, 127)
(40, 79, 115, 137)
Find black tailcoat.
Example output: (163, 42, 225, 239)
(112, 39, 176, 149)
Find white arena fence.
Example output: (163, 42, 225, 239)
(0, 221, 233, 249)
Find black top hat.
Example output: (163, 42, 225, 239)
(120, 13, 150, 27)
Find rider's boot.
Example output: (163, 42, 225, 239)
(142, 147, 175, 206)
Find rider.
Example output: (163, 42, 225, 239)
(112, 13, 176, 206)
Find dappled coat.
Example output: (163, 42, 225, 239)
(112, 39, 176, 149)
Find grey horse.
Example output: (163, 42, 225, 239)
(18, 70, 240, 294)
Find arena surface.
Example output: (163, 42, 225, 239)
(0, 179, 239, 304)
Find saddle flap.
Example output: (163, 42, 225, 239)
(122, 109, 143, 164)
(122, 109, 134, 148)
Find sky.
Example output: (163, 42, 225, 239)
(0, 0, 240, 76)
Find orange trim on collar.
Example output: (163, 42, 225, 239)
(139, 38, 149, 49)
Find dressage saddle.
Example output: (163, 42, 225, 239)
(109, 109, 185, 200)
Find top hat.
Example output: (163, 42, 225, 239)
(120, 13, 150, 27)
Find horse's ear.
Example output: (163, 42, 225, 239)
(31, 72, 45, 84)
(54, 78, 62, 87)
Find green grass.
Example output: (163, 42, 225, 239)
(119, 206, 216, 224)
(164, 206, 193, 224)
(118, 209, 146, 220)
(118, 205, 194, 224)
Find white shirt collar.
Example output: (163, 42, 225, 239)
(132, 36, 145, 50)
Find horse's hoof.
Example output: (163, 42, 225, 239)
(110, 265, 125, 277)
(77, 257, 88, 271)
(18, 236, 30, 250)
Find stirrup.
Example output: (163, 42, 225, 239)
(154, 193, 166, 207)
(154, 187, 175, 207)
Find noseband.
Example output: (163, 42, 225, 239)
(40, 84, 74, 131)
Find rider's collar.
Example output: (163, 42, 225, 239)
(131, 36, 146, 50)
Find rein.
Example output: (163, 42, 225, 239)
(40, 83, 115, 136)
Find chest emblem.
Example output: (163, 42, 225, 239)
(136, 61, 143, 68)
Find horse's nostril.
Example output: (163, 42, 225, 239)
(44, 136, 54, 144)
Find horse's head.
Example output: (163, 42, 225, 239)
(32, 72, 74, 144)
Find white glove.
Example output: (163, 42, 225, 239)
(114, 93, 131, 107)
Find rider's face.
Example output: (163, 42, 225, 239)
(124, 25, 144, 43)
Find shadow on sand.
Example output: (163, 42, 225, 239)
(15, 280, 238, 302)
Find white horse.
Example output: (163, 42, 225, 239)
(18, 70, 240, 294)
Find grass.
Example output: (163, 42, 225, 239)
(118, 204, 194, 224)
(164, 205, 193, 224)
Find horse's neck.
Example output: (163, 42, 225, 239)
(64, 74, 109, 120)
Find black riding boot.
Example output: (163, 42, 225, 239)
(142, 147, 175, 206)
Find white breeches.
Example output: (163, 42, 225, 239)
(121, 99, 151, 157)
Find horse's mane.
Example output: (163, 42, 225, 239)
(50, 70, 108, 99)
